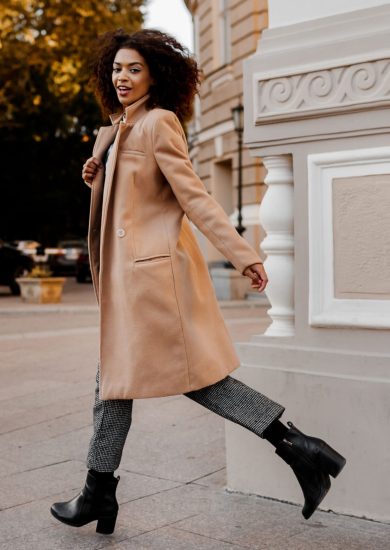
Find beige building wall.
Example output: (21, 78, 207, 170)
(184, 0, 268, 268)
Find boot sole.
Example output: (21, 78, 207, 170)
(50, 506, 117, 534)
(50, 506, 90, 527)
(302, 473, 331, 520)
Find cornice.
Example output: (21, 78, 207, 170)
(243, 4, 390, 148)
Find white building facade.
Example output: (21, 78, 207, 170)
(225, 1, 390, 522)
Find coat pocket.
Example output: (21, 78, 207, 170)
(119, 149, 146, 157)
(134, 254, 171, 264)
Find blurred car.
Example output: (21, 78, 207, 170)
(11, 240, 49, 262)
(0, 240, 34, 295)
(75, 246, 92, 283)
(14, 240, 41, 254)
(49, 239, 86, 276)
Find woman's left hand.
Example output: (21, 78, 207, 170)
(243, 263, 268, 293)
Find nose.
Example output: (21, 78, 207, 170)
(116, 69, 129, 81)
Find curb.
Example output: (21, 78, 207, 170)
(0, 325, 99, 341)
(0, 305, 99, 315)
(0, 296, 268, 316)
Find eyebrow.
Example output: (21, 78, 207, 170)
(113, 61, 144, 66)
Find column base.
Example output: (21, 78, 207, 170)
(263, 311, 294, 336)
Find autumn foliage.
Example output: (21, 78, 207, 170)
(0, 0, 144, 244)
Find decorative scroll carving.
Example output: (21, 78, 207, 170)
(257, 59, 390, 122)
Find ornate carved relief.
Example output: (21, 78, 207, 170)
(256, 59, 390, 123)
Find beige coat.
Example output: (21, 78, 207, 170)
(86, 93, 262, 400)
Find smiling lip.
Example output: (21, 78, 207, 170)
(117, 87, 132, 96)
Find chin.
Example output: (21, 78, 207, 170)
(118, 98, 134, 107)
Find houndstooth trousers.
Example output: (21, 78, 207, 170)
(86, 367, 285, 472)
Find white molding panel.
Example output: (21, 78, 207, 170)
(308, 146, 390, 328)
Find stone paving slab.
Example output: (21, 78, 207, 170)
(0, 393, 93, 436)
(0, 495, 143, 549)
(115, 525, 246, 549)
(1, 286, 390, 549)
(167, 486, 304, 549)
(0, 410, 91, 449)
(192, 466, 227, 488)
(120, 412, 227, 483)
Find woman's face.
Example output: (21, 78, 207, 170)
(112, 48, 153, 108)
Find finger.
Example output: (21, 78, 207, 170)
(258, 278, 268, 292)
(84, 168, 97, 177)
(250, 271, 266, 290)
(86, 162, 100, 172)
(248, 269, 260, 282)
(255, 267, 268, 285)
(83, 173, 95, 181)
(91, 157, 103, 168)
(85, 157, 101, 168)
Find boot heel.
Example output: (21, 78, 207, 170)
(318, 444, 346, 478)
(96, 513, 117, 535)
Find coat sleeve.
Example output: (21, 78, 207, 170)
(152, 110, 263, 275)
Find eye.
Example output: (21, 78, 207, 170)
(113, 68, 121, 73)
(129, 68, 141, 74)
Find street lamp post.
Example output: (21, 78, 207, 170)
(231, 102, 246, 236)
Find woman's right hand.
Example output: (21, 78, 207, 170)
(82, 156, 103, 185)
(243, 263, 268, 293)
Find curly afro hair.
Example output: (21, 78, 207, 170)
(89, 28, 201, 123)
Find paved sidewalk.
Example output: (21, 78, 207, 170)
(0, 282, 389, 549)
(0, 278, 268, 315)
(0, 278, 98, 314)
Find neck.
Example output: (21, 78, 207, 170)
(110, 93, 150, 125)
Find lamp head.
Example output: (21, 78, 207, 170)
(231, 102, 244, 133)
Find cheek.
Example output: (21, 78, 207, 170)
(141, 76, 152, 90)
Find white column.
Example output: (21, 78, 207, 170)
(260, 155, 294, 336)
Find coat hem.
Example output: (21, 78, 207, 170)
(99, 361, 241, 400)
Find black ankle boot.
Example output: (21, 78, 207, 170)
(275, 422, 346, 520)
(50, 470, 120, 534)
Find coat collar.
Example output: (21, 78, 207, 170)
(109, 93, 151, 125)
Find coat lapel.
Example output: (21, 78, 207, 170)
(89, 125, 119, 231)
(92, 125, 119, 162)
(89, 94, 151, 302)
(88, 125, 119, 301)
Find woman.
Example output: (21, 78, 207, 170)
(50, 29, 346, 535)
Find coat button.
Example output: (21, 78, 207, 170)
(116, 228, 125, 238)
